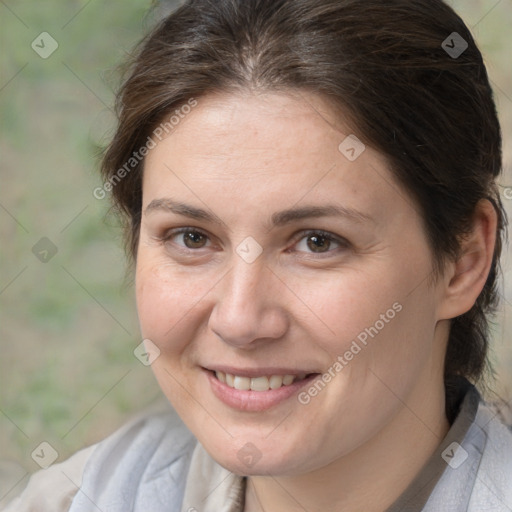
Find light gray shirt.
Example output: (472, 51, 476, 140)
(4, 383, 512, 511)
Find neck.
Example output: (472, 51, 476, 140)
(244, 370, 450, 512)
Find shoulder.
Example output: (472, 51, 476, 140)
(2, 444, 96, 512)
(468, 401, 512, 511)
(3, 402, 197, 512)
(68, 401, 197, 511)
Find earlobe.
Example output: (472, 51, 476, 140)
(437, 199, 498, 320)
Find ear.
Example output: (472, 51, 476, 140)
(437, 199, 498, 321)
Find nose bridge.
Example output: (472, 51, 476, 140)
(220, 256, 270, 322)
(209, 254, 288, 347)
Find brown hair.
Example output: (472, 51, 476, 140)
(101, 0, 506, 403)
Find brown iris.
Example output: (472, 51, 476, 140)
(306, 234, 331, 253)
(183, 230, 207, 249)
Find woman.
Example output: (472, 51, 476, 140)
(6, 0, 512, 510)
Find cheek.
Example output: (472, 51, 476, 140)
(298, 260, 436, 377)
(135, 260, 210, 352)
(288, 268, 404, 354)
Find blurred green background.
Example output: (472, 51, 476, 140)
(0, 0, 511, 505)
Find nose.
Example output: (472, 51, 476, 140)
(208, 257, 289, 349)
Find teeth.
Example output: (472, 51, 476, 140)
(215, 371, 307, 391)
(282, 375, 294, 385)
(269, 375, 283, 389)
(233, 376, 251, 390)
(251, 376, 270, 391)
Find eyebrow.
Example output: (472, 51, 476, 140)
(144, 198, 373, 228)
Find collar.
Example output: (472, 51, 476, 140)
(180, 442, 245, 512)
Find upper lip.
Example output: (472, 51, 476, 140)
(204, 366, 318, 377)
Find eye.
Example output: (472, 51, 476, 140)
(161, 227, 211, 250)
(293, 230, 347, 255)
(156, 227, 348, 257)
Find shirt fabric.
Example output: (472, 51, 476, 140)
(4, 380, 512, 512)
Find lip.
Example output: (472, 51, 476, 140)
(203, 368, 319, 412)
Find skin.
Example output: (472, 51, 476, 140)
(135, 90, 497, 512)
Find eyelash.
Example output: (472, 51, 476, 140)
(157, 227, 349, 257)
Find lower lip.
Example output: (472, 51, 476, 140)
(204, 369, 318, 412)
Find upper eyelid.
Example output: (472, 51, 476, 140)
(159, 227, 213, 245)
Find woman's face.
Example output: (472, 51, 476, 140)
(136, 91, 448, 476)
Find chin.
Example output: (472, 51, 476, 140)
(197, 433, 316, 477)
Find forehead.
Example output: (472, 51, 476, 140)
(142, 90, 415, 225)
(148, 90, 356, 167)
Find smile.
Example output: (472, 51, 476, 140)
(204, 368, 319, 411)
(215, 371, 309, 391)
